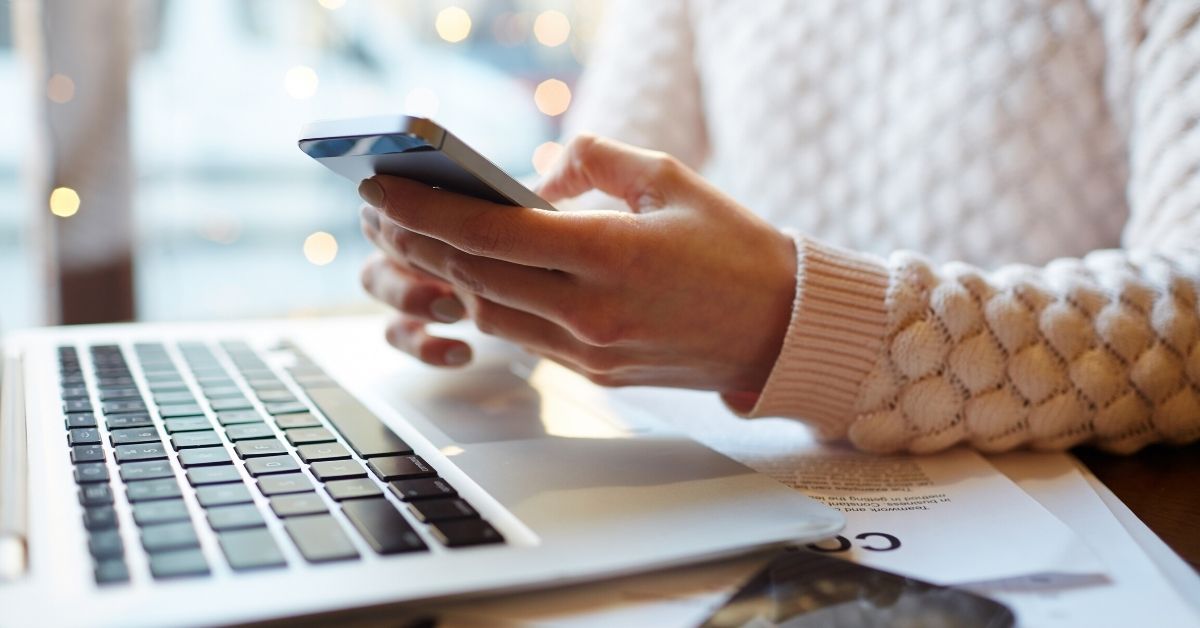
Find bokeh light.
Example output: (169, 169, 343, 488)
(404, 87, 440, 118)
(436, 7, 472, 43)
(534, 79, 571, 116)
(46, 73, 75, 104)
(531, 141, 564, 176)
(303, 231, 338, 266)
(533, 10, 571, 47)
(49, 187, 81, 218)
(284, 65, 319, 100)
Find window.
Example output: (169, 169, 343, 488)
(0, 0, 37, 329)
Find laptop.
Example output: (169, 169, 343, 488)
(0, 315, 843, 626)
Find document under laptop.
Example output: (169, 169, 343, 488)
(0, 316, 842, 626)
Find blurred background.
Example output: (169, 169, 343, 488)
(0, 0, 602, 329)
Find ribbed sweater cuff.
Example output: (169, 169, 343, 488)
(725, 234, 891, 437)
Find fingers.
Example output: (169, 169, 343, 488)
(535, 133, 689, 212)
(359, 176, 614, 273)
(360, 253, 465, 323)
(384, 314, 472, 367)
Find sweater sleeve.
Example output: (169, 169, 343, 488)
(561, 0, 709, 170)
(735, 1, 1200, 454)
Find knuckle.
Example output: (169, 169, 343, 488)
(444, 252, 487, 296)
(458, 212, 517, 257)
(570, 308, 624, 347)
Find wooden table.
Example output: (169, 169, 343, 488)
(1074, 440, 1200, 571)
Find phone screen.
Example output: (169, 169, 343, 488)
(699, 549, 1014, 628)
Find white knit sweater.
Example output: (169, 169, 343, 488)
(563, 0, 1200, 453)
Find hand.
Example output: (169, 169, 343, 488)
(358, 134, 797, 395)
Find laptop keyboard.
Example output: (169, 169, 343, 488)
(56, 340, 504, 585)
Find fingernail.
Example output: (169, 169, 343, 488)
(358, 177, 385, 208)
(444, 345, 470, 366)
(360, 205, 380, 230)
(430, 296, 465, 323)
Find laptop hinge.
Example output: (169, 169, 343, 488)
(0, 349, 28, 580)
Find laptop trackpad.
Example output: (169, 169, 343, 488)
(399, 357, 646, 444)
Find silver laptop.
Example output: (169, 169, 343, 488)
(0, 316, 842, 626)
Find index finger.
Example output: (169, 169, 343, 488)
(359, 176, 616, 273)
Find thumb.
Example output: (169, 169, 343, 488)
(536, 133, 692, 212)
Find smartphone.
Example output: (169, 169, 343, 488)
(699, 548, 1014, 628)
(298, 115, 554, 210)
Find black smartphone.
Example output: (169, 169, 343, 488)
(699, 548, 1014, 628)
(298, 115, 554, 210)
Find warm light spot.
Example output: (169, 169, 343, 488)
(531, 141, 564, 176)
(534, 78, 571, 116)
(404, 87, 440, 118)
(303, 231, 338, 265)
(46, 73, 75, 104)
(533, 10, 570, 47)
(317, 0, 346, 9)
(435, 7, 472, 43)
(284, 65, 319, 100)
(49, 187, 81, 217)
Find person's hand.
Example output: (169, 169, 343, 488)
(358, 134, 797, 396)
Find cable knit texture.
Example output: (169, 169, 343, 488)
(564, 0, 1200, 453)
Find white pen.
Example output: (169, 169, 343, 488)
(0, 350, 28, 581)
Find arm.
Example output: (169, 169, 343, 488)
(737, 2, 1200, 453)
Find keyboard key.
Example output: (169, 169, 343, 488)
(218, 528, 287, 571)
(186, 465, 243, 486)
(430, 519, 504, 548)
(310, 460, 368, 482)
(61, 386, 89, 400)
(114, 441, 169, 462)
(132, 499, 191, 525)
(407, 498, 478, 523)
(284, 515, 359, 563)
(265, 401, 309, 415)
(196, 483, 253, 507)
(74, 462, 111, 483)
(141, 521, 200, 552)
(304, 387, 412, 458)
(67, 428, 102, 446)
(94, 558, 130, 584)
(285, 427, 335, 445)
(179, 446, 233, 467)
(255, 390, 297, 404)
(101, 400, 145, 414)
(247, 378, 286, 391)
(225, 423, 275, 441)
(148, 548, 209, 579)
(171, 431, 223, 449)
(71, 444, 106, 464)
(388, 478, 457, 501)
(296, 442, 351, 463)
(88, 530, 125, 558)
(126, 477, 183, 502)
(98, 387, 141, 401)
(206, 504, 266, 530)
(244, 454, 301, 476)
(341, 498, 427, 555)
(164, 417, 213, 433)
(64, 412, 98, 429)
(274, 413, 322, 429)
(83, 506, 119, 530)
(210, 397, 253, 412)
(217, 410, 264, 426)
(270, 493, 328, 518)
(325, 478, 383, 501)
(144, 372, 183, 383)
(367, 455, 436, 481)
(105, 413, 153, 429)
(63, 399, 93, 413)
(109, 426, 161, 446)
(97, 376, 135, 388)
(234, 439, 288, 458)
(152, 391, 196, 405)
(256, 472, 314, 496)
(79, 484, 114, 506)
(202, 386, 245, 399)
(119, 459, 175, 481)
(148, 381, 189, 393)
(158, 404, 205, 418)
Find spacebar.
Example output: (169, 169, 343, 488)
(303, 386, 413, 458)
